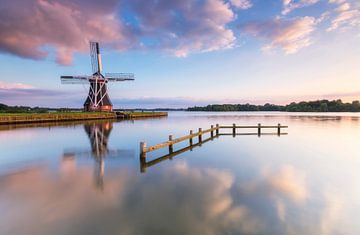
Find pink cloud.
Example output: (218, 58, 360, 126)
(0, 81, 33, 90)
(0, 0, 237, 64)
(241, 16, 317, 54)
(0, 0, 358, 64)
(282, 0, 320, 15)
(0, 0, 134, 65)
(327, 0, 360, 31)
(126, 0, 236, 57)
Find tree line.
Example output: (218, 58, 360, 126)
(0, 103, 48, 113)
(0, 103, 83, 113)
(2, 99, 360, 113)
(187, 100, 360, 112)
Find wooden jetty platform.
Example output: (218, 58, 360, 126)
(139, 123, 288, 172)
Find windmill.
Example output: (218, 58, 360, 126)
(60, 42, 134, 112)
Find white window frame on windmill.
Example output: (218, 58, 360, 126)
(60, 42, 135, 112)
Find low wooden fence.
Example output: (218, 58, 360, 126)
(140, 123, 288, 158)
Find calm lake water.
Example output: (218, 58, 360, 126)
(1, 111, 360, 235)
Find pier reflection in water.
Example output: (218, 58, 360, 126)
(63, 121, 134, 190)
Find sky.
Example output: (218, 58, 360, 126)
(0, 0, 359, 108)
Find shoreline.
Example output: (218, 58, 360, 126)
(0, 111, 168, 125)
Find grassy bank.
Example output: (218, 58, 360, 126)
(0, 112, 117, 124)
(0, 111, 168, 125)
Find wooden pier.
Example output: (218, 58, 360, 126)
(140, 123, 288, 160)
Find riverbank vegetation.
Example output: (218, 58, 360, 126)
(188, 100, 360, 112)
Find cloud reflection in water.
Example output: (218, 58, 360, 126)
(0, 157, 348, 235)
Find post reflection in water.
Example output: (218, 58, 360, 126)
(63, 121, 133, 190)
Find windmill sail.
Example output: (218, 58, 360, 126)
(90, 42, 102, 74)
(105, 73, 135, 81)
(60, 75, 93, 84)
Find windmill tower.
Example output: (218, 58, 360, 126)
(61, 42, 134, 112)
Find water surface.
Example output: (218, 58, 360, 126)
(1, 112, 360, 235)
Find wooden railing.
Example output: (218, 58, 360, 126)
(140, 123, 288, 157)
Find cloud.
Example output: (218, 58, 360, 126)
(0, 161, 263, 235)
(0, 0, 236, 64)
(265, 165, 308, 203)
(229, 0, 253, 9)
(0, 154, 356, 235)
(327, 0, 360, 31)
(319, 190, 344, 235)
(0, 86, 81, 107)
(0, 0, 134, 65)
(282, 0, 320, 15)
(242, 165, 308, 203)
(241, 16, 317, 54)
(124, 0, 236, 57)
(0, 0, 358, 64)
(0, 81, 33, 90)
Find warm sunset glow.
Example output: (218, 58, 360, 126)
(0, 0, 359, 108)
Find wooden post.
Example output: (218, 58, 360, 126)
(140, 154, 146, 173)
(140, 142, 147, 159)
(169, 135, 173, 153)
(232, 123, 236, 136)
(257, 123, 261, 136)
(277, 123, 281, 136)
(211, 125, 214, 137)
(216, 124, 219, 135)
(139, 142, 147, 173)
(198, 128, 202, 142)
(189, 130, 193, 146)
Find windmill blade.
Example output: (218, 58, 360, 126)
(61, 75, 92, 84)
(105, 73, 135, 82)
(90, 42, 102, 74)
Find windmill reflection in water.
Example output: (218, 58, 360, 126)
(63, 121, 133, 190)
